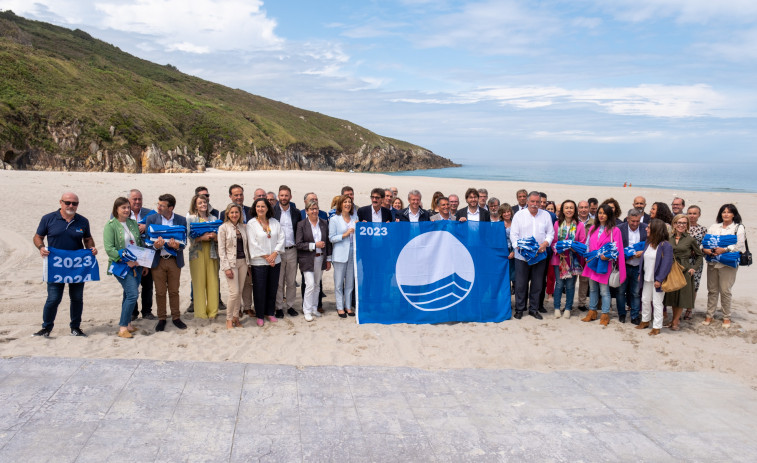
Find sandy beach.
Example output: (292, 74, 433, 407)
(1, 169, 755, 388)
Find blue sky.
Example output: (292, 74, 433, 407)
(3, 0, 757, 163)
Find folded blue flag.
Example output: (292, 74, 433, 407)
(701, 234, 737, 249)
(624, 240, 646, 258)
(517, 237, 547, 265)
(188, 220, 223, 238)
(137, 209, 158, 224)
(705, 252, 740, 268)
(109, 261, 130, 279)
(145, 224, 187, 256)
(570, 241, 588, 256)
(555, 240, 573, 254)
(118, 248, 138, 262)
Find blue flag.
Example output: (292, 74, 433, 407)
(43, 248, 100, 283)
(355, 222, 510, 324)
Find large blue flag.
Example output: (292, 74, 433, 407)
(355, 222, 510, 324)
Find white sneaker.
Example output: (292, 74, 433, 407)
(564, 310, 571, 319)
(313, 311, 322, 318)
(304, 313, 313, 322)
(554, 310, 561, 319)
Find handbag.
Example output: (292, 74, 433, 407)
(608, 262, 621, 288)
(739, 225, 752, 267)
(662, 258, 686, 292)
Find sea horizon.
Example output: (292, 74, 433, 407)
(387, 160, 757, 194)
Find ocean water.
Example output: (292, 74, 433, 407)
(388, 161, 756, 193)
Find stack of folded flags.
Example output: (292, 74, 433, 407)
(585, 242, 618, 274)
(555, 239, 588, 257)
(144, 224, 187, 257)
(109, 248, 138, 279)
(188, 220, 223, 239)
(702, 234, 739, 268)
(623, 241, 646, 258)
(517, 237, 547, 265)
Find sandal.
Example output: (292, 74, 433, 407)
(683, 309, 692, 320)
(722, 319, 731, 329)
(702, 317, 712, 326)
(670, 323, 680, 331)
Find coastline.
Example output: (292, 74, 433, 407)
(1, 169, 755, 388)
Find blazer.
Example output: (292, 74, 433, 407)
(618, 222, 648, 248)
(328, 214, 356, 263)
(217, 221, 250, 271)
(397, 207, 431, 222)
(103, 217, 143, 273)
(357, 205, 393, 223)
(145, 212, 187, 269)
(639, 241, 674, 294)
(455, 207, 491, 222)
(296, 218, 332, 272)
(273, 203, 302, 234)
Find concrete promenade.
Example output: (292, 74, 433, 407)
(1, 357, 755, 462)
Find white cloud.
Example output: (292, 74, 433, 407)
(391, 83, 740, 118)
(413, 0, 560, 54)
(594, 0, 757, 24)
(530, 130, 665, 143)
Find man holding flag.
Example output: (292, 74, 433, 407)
(33, 192, 97, 338)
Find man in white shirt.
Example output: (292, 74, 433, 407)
(273, 185, 301, 318)
(509, 191, 555, 320)
(398, 189, 430, 222)
(455, 188, 491, 222)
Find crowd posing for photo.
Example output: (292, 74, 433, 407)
(32, 184, 748, 338)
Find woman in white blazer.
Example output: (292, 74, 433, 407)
(247, 198, 285, 326)
(329, 195, 357, 318)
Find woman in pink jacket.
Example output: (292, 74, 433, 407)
(581, 204, 626, 326)
(550, 200, 586, 319)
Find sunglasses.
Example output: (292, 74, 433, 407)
(61, 201, 79, 206)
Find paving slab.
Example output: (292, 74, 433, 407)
(0, 357, 755, 462)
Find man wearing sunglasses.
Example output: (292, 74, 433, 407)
(33, 192, 97, 338)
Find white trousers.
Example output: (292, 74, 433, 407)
(303, 255, 324, 315)
(641, 280, 665, 329)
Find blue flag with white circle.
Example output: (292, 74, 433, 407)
(355, 222, 511, 324)
(43, 248, 100, 283)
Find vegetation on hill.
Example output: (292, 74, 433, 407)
(0, 11, 456, 171)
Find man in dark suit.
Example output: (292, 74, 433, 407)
(455, 188, 491, 222)
(127, 189, 156, 321)
(511, 189, 529, 213)
(273, 185, 301, 318)
(625, 196, 651, 224)
(397, 189, 431, 222)
(145, 193, 188, 332)
(219, 184, 253, 222)
(357, 188, 393, 222)
(617, 209, 648, 325)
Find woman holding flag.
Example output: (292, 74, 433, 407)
(702, 204, 746, 329)
(581, 204, 625, 326)
(104, 197, 147, 338)
(550, 200, 586, 319)
(187, 194, 220, 320)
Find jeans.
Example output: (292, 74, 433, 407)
(589, 279, 611, 314)
(553, 268, 577, 311)
(616, 264, 641, 319)
(333, 256, 355, 312)
(117, 269, 142, 327)
(42, 282, 84, 330)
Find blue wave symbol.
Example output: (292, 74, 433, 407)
(400, 273, 473, 311)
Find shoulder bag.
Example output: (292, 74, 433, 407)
(662, 255, 686, 292)
(739, 225, 752, 267)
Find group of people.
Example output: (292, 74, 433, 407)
(32, 185, 746, 339)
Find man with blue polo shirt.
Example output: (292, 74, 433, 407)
(32, 192, 97, 337)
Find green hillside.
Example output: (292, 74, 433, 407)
(0, 11, 454, 170)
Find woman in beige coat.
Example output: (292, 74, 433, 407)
(217, 203, 250, 329)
